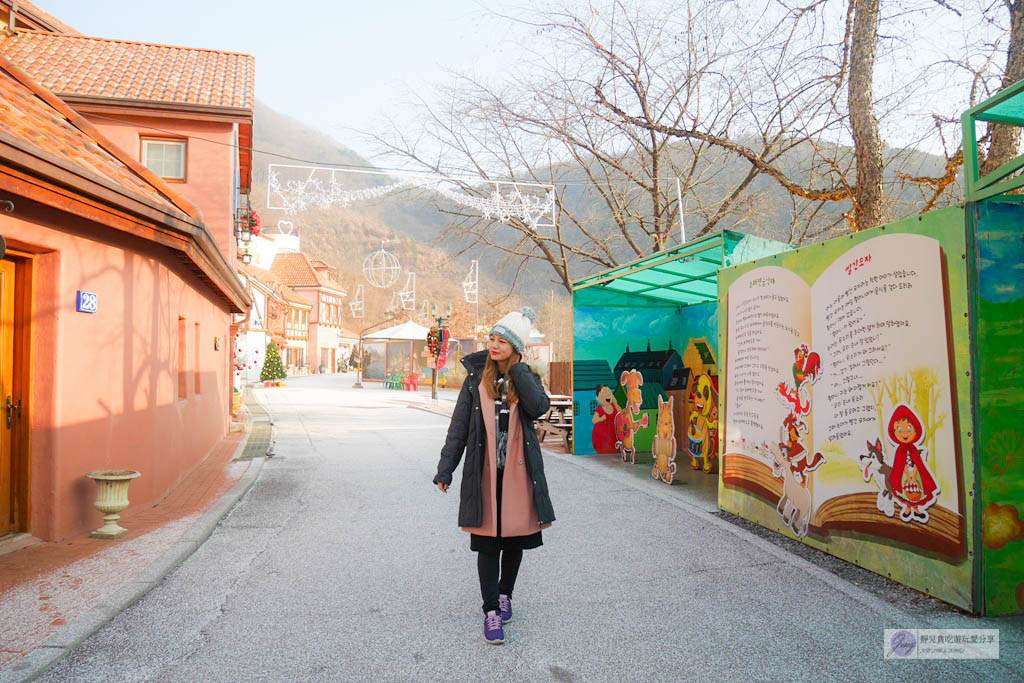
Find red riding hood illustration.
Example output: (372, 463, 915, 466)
(886, 404, 939, 523)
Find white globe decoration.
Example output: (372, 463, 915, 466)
(362, 243, 401, 288)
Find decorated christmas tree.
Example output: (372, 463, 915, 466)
(260, 342, 287, 381)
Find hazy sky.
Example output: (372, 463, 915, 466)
(44, 0, 518, 161)
(39, 0, 1005, 166)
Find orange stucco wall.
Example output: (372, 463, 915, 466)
(0, 202, 232, 541)
(86, 114, 238, 262)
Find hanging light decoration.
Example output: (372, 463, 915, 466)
(462, 260, 478, 303)
(349, 284, 365, 319)
(398, 272, 415, 311)
(267, 165, 555, 231)
(362, 240, 401, 288)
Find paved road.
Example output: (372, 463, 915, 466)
(40, 375, 1022, 682)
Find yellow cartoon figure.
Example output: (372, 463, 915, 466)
(651, 395, 677, 484)
(687, 374, 719, 473)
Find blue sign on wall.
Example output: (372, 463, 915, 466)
(76, 290, 98, 313)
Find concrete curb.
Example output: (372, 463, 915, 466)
(3, 433, 267, 683)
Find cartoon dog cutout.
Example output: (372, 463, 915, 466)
(614, 369, 648, 464)
(779, 413, 825, 486)
(651, 395, 677, 484)
(687, 374, 718, 472)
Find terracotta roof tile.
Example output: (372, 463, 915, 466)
(238, 263, 310, 306)
(0, 62, 181, 212)
(0, 31, 254, 109)
(270, 252, 346, 293)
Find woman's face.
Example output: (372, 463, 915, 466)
(488, 334, 515, 362)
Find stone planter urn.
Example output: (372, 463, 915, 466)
(85, 469, 141, 539)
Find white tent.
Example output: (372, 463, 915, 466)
(364, 319, 431, 341)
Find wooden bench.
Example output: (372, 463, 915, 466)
(536, 395, 574, 451)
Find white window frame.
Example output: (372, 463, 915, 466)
(141, 138, 187, 180)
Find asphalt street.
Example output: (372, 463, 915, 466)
(39, 374, 1023, 682)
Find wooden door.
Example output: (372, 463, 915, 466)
(0, 259, 14, 534)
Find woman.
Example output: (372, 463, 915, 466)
(433, 307, 555, 645)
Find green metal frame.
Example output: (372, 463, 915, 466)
(572, 232, 729, 306)
(963, 78, 1024, 201)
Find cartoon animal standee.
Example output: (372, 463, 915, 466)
(651, 395, 677, 484)
(886, 404, 939, 523)
(614, 369, 648, 464)
(687, 374, 719, 472)
(758, 442, 812, 537)
(859, 438, 895, 517)
(591, 384, 621, 454)
(779, 414, 825, 486)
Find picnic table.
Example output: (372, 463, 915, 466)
(535, 394, 573, 451)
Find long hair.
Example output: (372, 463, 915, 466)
(481, 355, 519, 404)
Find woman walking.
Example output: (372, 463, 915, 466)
(433, 307, 555, 644)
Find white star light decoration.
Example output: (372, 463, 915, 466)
(267, 165, 555, 231)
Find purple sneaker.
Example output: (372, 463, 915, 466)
(498, 594, 512, 623)
(484, 610, 504, 644)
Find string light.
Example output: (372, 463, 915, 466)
(268, 165, 555, 231)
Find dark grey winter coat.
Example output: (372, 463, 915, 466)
(433, 350, 555, 528)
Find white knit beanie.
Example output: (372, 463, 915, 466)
(489, 306, 536, 354)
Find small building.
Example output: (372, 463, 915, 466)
(0, 55, 248, 541)
(270, 253, 347, 374)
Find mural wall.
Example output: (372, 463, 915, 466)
(718, 206, 977, 611)
(973, 201, 1024, 616)
(572, 301, 719, 468)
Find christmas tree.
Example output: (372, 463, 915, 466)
(260, 342, 287, 381)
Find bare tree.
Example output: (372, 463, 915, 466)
(368, 0, 790, 293)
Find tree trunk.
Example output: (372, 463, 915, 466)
(981, 0, 1024, 176)
(848, 0, 884, 231)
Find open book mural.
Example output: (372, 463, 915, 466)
(723, 233, 964, 555)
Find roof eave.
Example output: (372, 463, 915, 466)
(0, 138, 250, 313)
(60, 95, 254, 121)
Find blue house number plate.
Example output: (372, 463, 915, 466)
(76, 290, 98, 313)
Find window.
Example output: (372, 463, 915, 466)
(589, 400, 597, 416)
(141, 138, 186, 180)
(573, 401, 579, 417)
(177, 317, 187, 400)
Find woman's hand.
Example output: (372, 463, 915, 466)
(437, 482, 449, 493)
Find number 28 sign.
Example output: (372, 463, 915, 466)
(76, 290, 98, 314)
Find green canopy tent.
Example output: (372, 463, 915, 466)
(570, 229, 792, 457)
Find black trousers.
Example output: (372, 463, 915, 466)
(477, 548, 523, 614)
